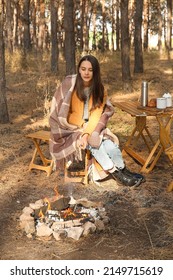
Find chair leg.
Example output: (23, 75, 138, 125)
(64, 151, 90, 184)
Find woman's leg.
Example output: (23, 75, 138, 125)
(88, 140, 115, 171)
(88, 139, 142, 187)
(102, 139, 124, 169)
(88, 139, 124, 170)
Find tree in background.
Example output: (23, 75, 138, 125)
(158, 0, 162, 52)
(0, 0, 9, 123)
(120, 0, 132, 91)
(143, 0, 149, 50)
(115, 0, 120, 51)
(2, 1, 173, 55)
(1, 0, 173, 93)
(166, 0, 172, 50)
(6, 0, 13, 53)
(23, 0, 31, 52)
(38, 0, 46, 51)
(50, 0, 58, 73)
(134, 0, 143, 73)
(64, 0, 76, 75)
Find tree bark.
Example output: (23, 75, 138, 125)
(134, 0, 143, 73)
(64, 0, 76, 75)
(158, 0, 162, 52)
(143, 0, 149, 50)
(38, 0, 46, 51)
(50, 0, 58, 73)
(166, 0, 172, 50)
(111, 0, 114, 51)
(120, 0, 132, 91)
(30, 0, 37, 51)
(13, 0, 19, 50)
(92, 0, 97, 50)
(83, 0, 90, 51)
(6, 0, 13, 53)
(101, 0, 106, 52)
(0, 0, 9, 123)
(116, 0, 120, 51)
(23, 0, 31, 52)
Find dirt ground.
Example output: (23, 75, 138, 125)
(1, 51, 173, 260)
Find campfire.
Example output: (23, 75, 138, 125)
(19, 188, 109, 240)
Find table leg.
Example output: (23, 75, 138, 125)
(140, 139, 163, 173)
(125, 114, 173, 173)
(156, 114, 173, 165)
(123, 116, 155, 166)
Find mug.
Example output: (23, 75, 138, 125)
(166, 96, 172, 107)
(163, 93, 172, 107)
(156, 97, 167, 109)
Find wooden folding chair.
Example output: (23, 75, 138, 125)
(26, 130, 91, 183)
(64, 150, 91, 185)
(26, 130, 54, 176)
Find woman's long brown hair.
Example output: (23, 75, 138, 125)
(75, 55, 104, 109)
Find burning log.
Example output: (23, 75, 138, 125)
(50, 196, 71, 210)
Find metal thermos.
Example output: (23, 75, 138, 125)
(141, 81, 148, 107)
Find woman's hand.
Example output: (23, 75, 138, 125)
(88, 131, 101, 148)
(78, 134, 89, 149)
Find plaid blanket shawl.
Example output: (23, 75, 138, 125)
(49, 74, 118, 179)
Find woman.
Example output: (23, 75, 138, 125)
(49, 55, 144, 187)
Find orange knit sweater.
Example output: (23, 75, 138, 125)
(68, 90, 107, 135)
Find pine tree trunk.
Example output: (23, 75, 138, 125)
(23, 0, 31, 52)
(166, 0, 172, 50)
(83, 0, 90, 51)
(64, 0, 76, 75)
(6, 0, 13, 53)
(31, 0, 37, 51)
(158, 0, 162, 52)
(38, 0, 45, 51)
(143, 0, 149, 50)
(92, 1, 97, 50)
(13, 0, 19, 50)
(120, 0, 132, 91)
(0, 0, 9, 123)
(101, 0, 106, 52)
(134, 0, 143, 73)
(116, 0, 120, 51)
(50, 0, 58, 73)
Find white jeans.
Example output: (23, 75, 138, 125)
(87, 139, 125, 171)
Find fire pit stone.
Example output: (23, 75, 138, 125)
(36, 223, 53, 237)
(82, 221, 96, 236)
(19, 194, 109, 241)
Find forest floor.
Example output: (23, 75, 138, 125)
(1, 51, 173, 260)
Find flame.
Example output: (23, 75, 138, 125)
(42, 186, 62, 210)
(37, 186, 63, 218)
(37, 187, 89, 221)
(38, 209, 44, 219)
(43, 197, 51, 211)
(54, 186, 60, 197)
(63, 208, 77, 219)
(43, 186, 62, 204)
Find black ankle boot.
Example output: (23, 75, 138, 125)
(122, 167, 146, 182)
(111, 169, 142, 187)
